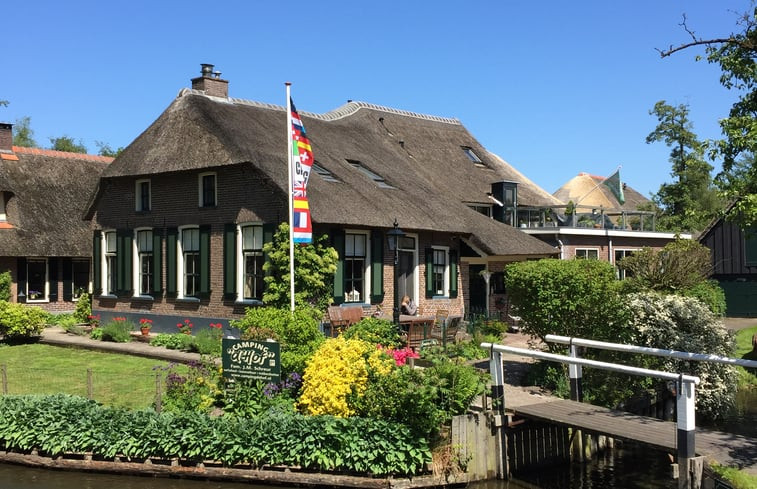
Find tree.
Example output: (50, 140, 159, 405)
(49, 135, 87, 153)
(262, 223, 339, 312)
(504, 258, 629, 351)
(12, 116, 37, 148)
(660, 6, 757, 227)
(646, 101, 720, 232)
(95, 141, 123, 158)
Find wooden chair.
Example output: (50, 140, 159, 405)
(406, 318, 433, 352)
(431, 315, 461, 347)
(327, 306, 349, 337)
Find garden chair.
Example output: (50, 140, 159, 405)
(406, 318, 433, 352)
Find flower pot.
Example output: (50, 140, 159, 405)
(140, 327, 151, 336)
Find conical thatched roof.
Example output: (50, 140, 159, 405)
(0, 147, 111, 256)
(98, 90, 556, 257)
(552, 172, 649, 211)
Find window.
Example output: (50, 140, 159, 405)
(241, 225, 264, 300)
(135, 179, 151, 212)
(461, 146, 483, 164)
(199, 172, 217, 207)
(615, 249, 636, 280)
(0, 192, 6, 221)
(431, 248, 447, 296)
(136, 230, 153, 295)
(181, 228, 200, 297)
(575, 248, 599, 260)
(468, 204, 492, 217)
(72, 259, 89, 299)
(347, 160, 395, 189)
(312, 162, 340, 183)
(104, 231, 117, 295)
(344, 233, 367, 302)
(26, 259, 47, 301)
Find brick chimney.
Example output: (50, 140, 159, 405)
(191, 63, 229, 98)
(0, 123, 12, 153)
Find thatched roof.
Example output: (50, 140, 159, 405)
(0, 147, 111, 256)
(99, 90, 556, 257)
(552, 172, 649, 211)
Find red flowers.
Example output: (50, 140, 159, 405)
(209, 322, 223, 329)
(177, 319, 193, 335)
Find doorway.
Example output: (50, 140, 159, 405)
(469, 264, 487, 316)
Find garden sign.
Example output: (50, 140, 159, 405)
(221, 338, 281, 383)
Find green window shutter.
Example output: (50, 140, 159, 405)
(116, 229, 133, 296)
(165, 228, 178, 297)
(332, 229, 345, 304)
(152, 232, 163, 296)
(425, 247, 434, 298)
(223, 224, 237, 300)
(62, 258, 73, 302)
(449, 249, 458, 298)
(17, 257, 27, 303)
(370, 230, 384, 303)
(48, 258, 59, 302)
(93, 231, 102, 296)
(199, 225, 211, 297)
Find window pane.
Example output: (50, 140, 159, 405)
(141, 255, 152, 294)
(72, 260, 89, 298)
(184, 253, 199, 296)
(243, 225, 263, 250)
(27, 260, 46, 300)
(345, 234, 354, 256)
(105, 232, 116, 253)
(137, 230, 152, 252)
(202, 174, 216, 206)
(244, 253, 264, 299)
(183, 228, 199, 251)
(353, 235, 365, 256)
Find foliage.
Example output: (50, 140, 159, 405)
(0, 301, 47, 339)
(618, 238, 713, 293)
(645, 101, 720, 233)
(176, 318, 194, 334)
(89, 327, 104, 341)
(49, 135, 87, 153)
(95, 141, 123, 157)
(12, 116, 37, 147)
(709, 462, 757, 489)
(424, 356, 487, 420)
(627, 292, 738, 420)
(0, 393, 431, 475)
(233, 306, 325, 375)
(73, 293, 91, 323)
(343, 317, 403, 348)
(100, 317, 133, 343)
(526, 362, 571, 399)
(379, 345, 419, 366)
(262, 222, 338, 311)
(150, 333, 195, 351)
(223, 373, 302, 418)
(59, 315, 86, 335)
(298, 336, 393, 417)
(157, 358, 223, 413)
(681, 279, 727, 317)
(191, 325, 223, 355)
(504, 258, 629, 350)
(0, 271, 11, 301)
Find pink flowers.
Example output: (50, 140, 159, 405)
(177, 319, 193, 335)
(378, 345, 419, 366)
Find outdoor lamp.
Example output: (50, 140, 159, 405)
(386, 218, 405, 325)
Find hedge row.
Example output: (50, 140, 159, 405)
(0, 394, 431, 476)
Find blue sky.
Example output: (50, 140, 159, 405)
(2, 1, 749, 197)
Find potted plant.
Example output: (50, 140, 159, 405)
(139, 318, 153, 336)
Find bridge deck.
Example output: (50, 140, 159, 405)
(511, 399, 757, 474)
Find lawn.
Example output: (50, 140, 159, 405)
(0, 343, 184, 410)
(734, 325, 757, 359)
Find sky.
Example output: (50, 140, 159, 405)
(2, 1, 751, 197)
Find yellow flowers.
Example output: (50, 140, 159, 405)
(298, 336, 393, 417)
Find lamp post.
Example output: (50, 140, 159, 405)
(386, 219, 405, 326)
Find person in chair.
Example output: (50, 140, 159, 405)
(400, 295, 417, 316)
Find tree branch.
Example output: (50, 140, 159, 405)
(657, 37, 739, 58)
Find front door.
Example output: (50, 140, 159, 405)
(398, 250, 415, 302)
(469, 264, 487, 316)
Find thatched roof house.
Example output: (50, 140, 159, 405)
(552, 172, 648, 211)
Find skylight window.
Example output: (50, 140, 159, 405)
(312, 161, 340, 182)
(462, 146, 483, 164)
(347, 159, 395, 189)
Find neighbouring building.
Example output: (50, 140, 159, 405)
(84, 64, 558, 331)
(0, 122, 111, 312)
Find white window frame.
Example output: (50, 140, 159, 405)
(135, 179, 151, 212)
(178, 226, 200, 299)
(198, 172, 217, 208)
(101, 230, 117, 296)
(431, 245, 450, 297)
(614, 248, 638, 280)
(71, 259, 90, 300)
(236, 223, 265, 303)
(344, 230, 370, 303)
(26, 258, 49, 302)
(575, 248, 599, 260)
(132, 228, 154, 297)
(0, 192, 6, 221)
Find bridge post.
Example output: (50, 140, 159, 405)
(489, 349, 508, 478)
(677, 379, 702, 489)
(568, 342, 583, 402)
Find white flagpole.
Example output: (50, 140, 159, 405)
(285, 83, 295, 313)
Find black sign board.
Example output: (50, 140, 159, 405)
(221, 338, 281, 383)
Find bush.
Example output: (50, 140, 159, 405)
(158, 359, 223, 413)
(0, 271, 11, 301)
(233, 306, 325, 375)
(343, 317, 402, 348)
(150, 333, 195, 351)
(682, 280, 727, 316)
(223, 373, 302, 418)
(73, 293, 91, 323)
(100, 317, 133, 343)
(59, 315, 86, 335)
(191, 327, 223, 355)
(0, 301, 47, 339)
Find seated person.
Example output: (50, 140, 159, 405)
(400, 295, 417, 316)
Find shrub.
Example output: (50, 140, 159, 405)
(223, 373, 302, 418)
(191, 325, 223, 355)
(424, 356, 487, 419)
(59, 315, 86, 335)
(343, 317, 402, 348)
(233, 306, 325, 375)
(150, 333, 195, 351)
(100, 317, 133, 343)
(0, 271, 11, 301)
(89, 327, 104, 340)
(158, 358, 223, 413)
(0, 301, 47, 339)
(681, 280, 727, 316)
(73, 293, 91, 323)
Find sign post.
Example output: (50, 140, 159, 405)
(222, 338, 281, 383)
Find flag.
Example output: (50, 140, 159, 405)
(602, 169, 625, 205)
(289, 98, 313, 244)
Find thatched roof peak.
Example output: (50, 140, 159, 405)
(13, 146, 114, 163)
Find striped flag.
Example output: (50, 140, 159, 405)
(289, 98, 313, 243)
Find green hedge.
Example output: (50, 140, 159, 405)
(0, 394, 430, 476)
(0, 301, 47, 339)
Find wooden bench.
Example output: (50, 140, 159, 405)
(327, 305, 364, 337)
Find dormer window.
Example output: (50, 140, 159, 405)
(462, 146, 483, 165)
(312, 161, 340, 182)
(347, 159, 394, 189)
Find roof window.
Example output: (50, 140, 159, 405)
(347, 159, 395, 189)
(312, 161, 340, 182)
(462, 146, 484, 166)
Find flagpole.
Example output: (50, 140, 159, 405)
(285, 82, 295, 313)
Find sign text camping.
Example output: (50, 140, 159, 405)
(222, 338, 281, 383)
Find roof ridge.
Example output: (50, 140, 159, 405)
(178, 88, 461, 125)
(12, 146, 114, 163)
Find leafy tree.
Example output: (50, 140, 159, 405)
(95, 141, 123, 158)
(12, 116, 37, 148)
(646, 101, 720, 232)
(504, 258, 629, 351)
(660, 6, 757, 227)
(49, 135, 87, 153)
(262, 223, 338, 312)
(0, 271, 11, 301)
